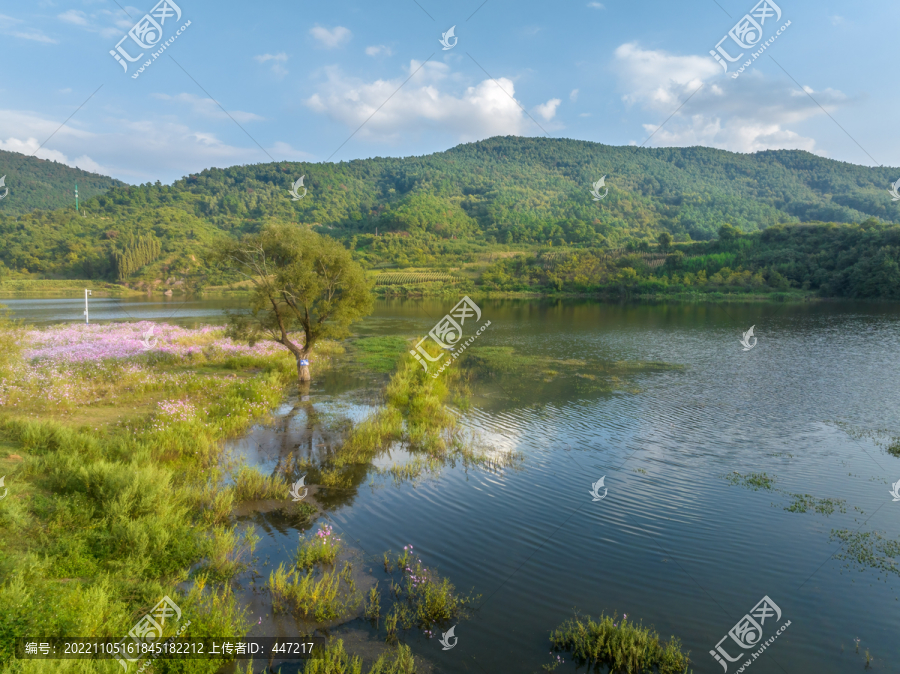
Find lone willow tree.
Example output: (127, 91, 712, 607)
(214, 225, 372, 382)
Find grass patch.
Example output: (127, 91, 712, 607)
(548, 612, 692, 674)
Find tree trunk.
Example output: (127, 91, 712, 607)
(297, 353, 311, 382)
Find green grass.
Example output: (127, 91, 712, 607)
(301, 640, 416, 674)
(548, 612, 692, 674)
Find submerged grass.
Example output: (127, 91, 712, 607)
(548, 612, 692, 674)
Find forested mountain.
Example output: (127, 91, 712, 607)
(1, 136, 899, 297)
(0, 150, 124, 216)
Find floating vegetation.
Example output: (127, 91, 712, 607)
(784, 493, 846, 516)
(282, 500, 318, 524)
(829, 422, 900, 458)
(725, 471, 775, 491)
(548, 611, 692, 674)
(829, 529, 900, 579)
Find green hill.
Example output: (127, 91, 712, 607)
(1, 136, 899, 298)
(0, 149, 125, 216)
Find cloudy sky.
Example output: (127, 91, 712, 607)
(0, 0, 895, 184)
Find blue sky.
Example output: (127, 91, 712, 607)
(0, 0, 897, 184)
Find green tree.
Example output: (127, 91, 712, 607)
(213, 224, 373, 381)
(657, 231, 673, 251)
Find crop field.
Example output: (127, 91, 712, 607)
(374, 272, 458, 285)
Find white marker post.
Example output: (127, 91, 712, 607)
(84, 289, 92, 324)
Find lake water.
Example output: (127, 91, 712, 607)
(8, 295, 900, 673)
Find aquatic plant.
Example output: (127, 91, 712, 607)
(232, 465, 287, 502)
(725, 471, 775, 491)
(364, 583, 381, 622)
(548, 611, 692, 674)
(267, 561, 359, 621)
(784, 493, 846, 515)
(295, 524, 342, 570)
(303, 640, 417, 674)
(830, 529, 900, 579)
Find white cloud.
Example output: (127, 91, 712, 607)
(0, 108, 308, 183)
(612, 42, 852, 155)
(310, 25, 351, 49)
(831, 15, 844, 25)
(254, 52, 288, 77)
(59, 88, 72, 94)
(151, 93, 265, 123)
(366, 45, 393, 57)
(534, 98, 561, 121)
(58, 9, 89, 25)
(570, 88, 579, 102)
(587, 2, 605, 8)
(304, 60, 538, 142)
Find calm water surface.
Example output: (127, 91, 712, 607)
(10, 296, 900, 673)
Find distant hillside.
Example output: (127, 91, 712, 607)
(0, 150, 124, 216)
(1, 136, 900, 295)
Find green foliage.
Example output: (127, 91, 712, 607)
(375, 272, 456, 285)
(0, 149, 124, 216)
(213, 224, 373, 376)
(549, 612, 692, 674)
(5, 138, 900, 294)
(112, 234, 162, 280)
